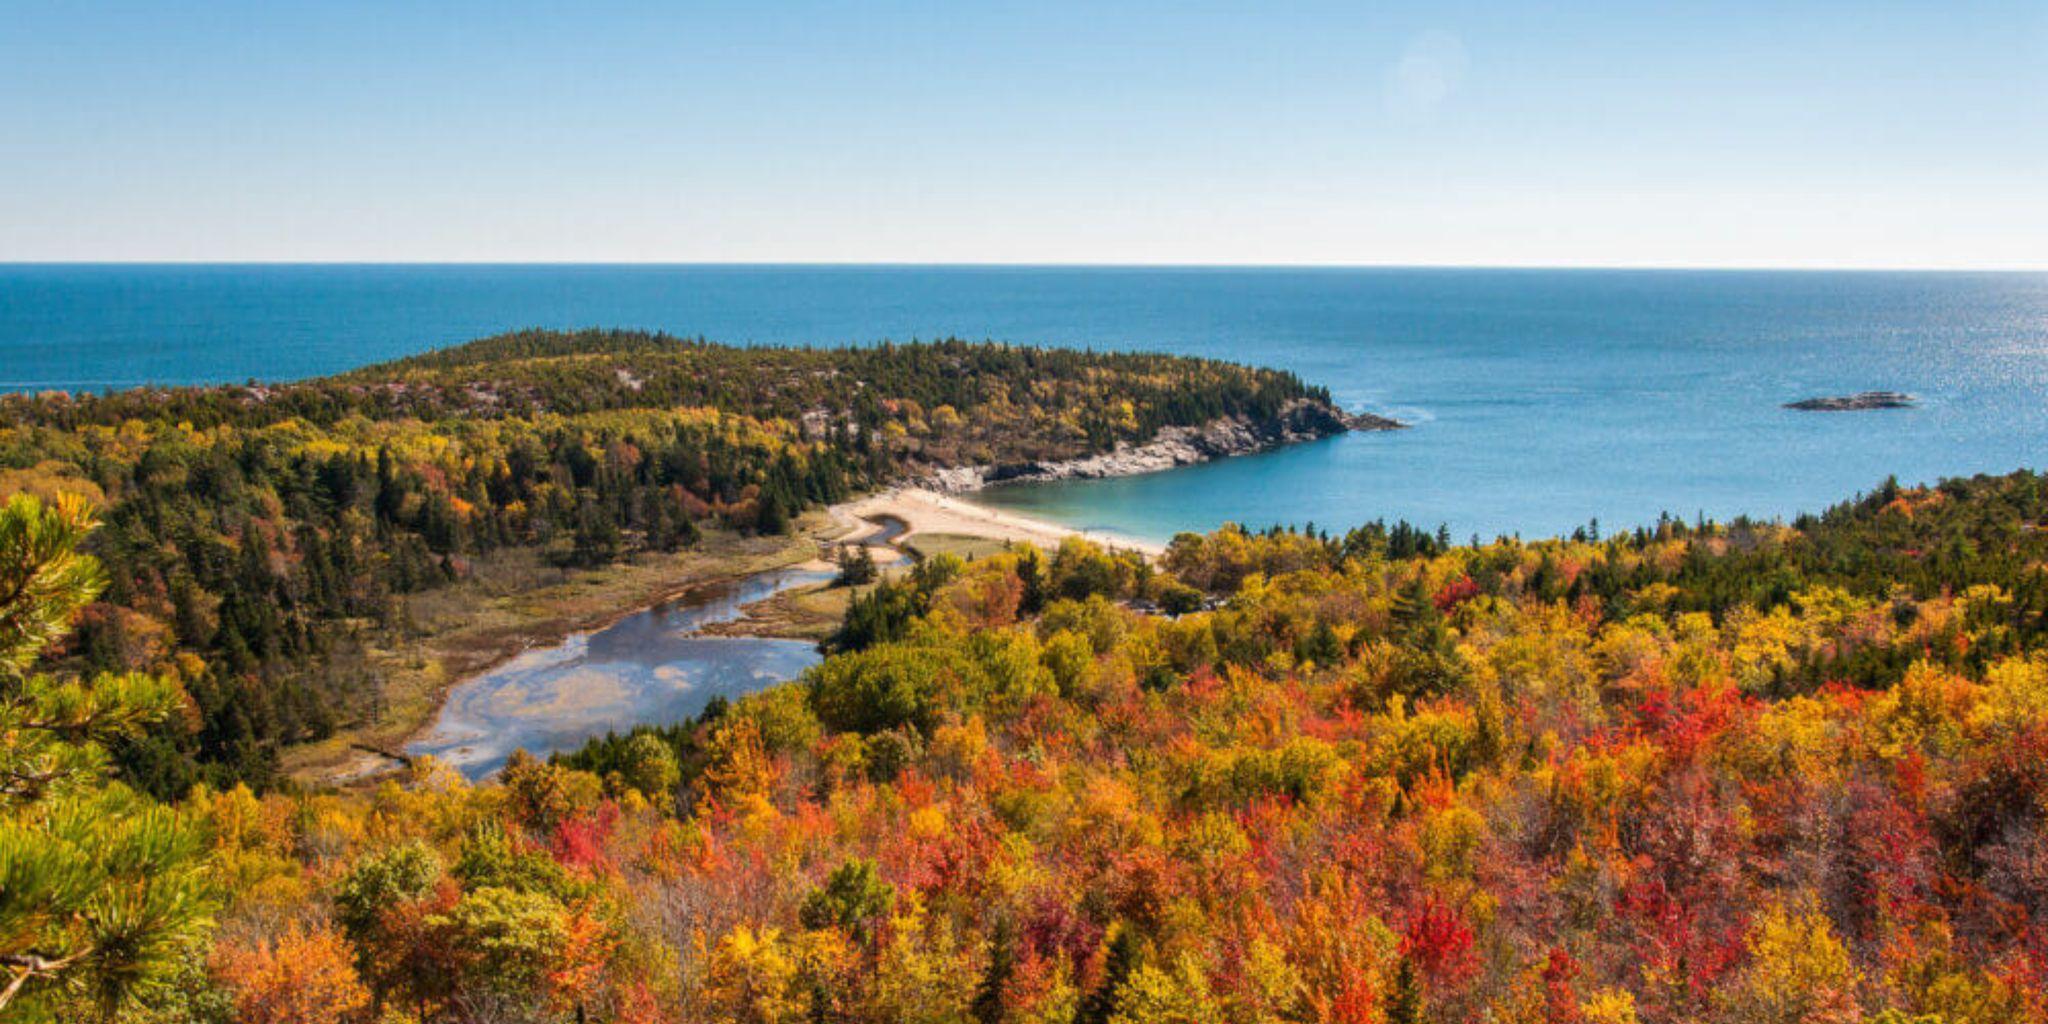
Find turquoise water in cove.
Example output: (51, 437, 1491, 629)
(4, 264, 2047, 541)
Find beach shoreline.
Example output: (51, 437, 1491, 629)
(834, 486, 1167, 559)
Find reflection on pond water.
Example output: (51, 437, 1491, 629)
(408, 567, 831, 779)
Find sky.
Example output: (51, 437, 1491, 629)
(3, 1, 2045, 268)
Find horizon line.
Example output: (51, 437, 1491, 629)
(3, 259, 2047, 274)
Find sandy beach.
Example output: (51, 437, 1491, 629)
(832, 487, 1167, 559)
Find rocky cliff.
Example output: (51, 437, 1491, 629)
(923, 398, 1403, 492)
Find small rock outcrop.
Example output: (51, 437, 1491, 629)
(924, 399, 1403, 492)
(1784, 391, 1916, 412)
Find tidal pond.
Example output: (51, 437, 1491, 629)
(408, 567, 830, 779)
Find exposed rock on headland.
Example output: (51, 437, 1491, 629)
(924, 398, 1403, 492)
(1784, 391, 1917, 411)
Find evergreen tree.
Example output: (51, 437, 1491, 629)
(1384, 957, 1426, 1024)
(756, 488, 791, 535)
(835, 544, 878, 586)
(798, 858, 896, 943)
(0, 494, 214, 1018)
(972, 917, 1017, 1024)
(1074, 924, 1140, 1024)
(1016, 546, 1047, 615)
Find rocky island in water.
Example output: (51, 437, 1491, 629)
(1784, 390, 1917, 411)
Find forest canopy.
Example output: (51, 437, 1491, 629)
(8, 468, 2048, 1022)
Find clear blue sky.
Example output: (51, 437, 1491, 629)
(4, 1, 2044, 267)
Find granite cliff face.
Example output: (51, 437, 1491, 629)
(923, 398, 1403, 492)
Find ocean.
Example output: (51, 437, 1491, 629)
(4, 264, 2045, 541)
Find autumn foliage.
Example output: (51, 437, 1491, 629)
(41, 469, 2048, 1021)
(210, 922, 370, 1024)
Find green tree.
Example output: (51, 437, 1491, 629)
(972, 917, 1017, 1024)
(335, 841, 455, 1019)
(334, 840, 444, 970)
(0, 494, 214, 1018)
(835, 544, 879, 587)
(1384, 957, 1426, 1024)
(617, 731, 681, 801)
(1107, 953, 1224, 1024)
(426, 886, 570, 994)
(755, 489, 790, 535)
(1074, 925, 1141, 1024)
(798, 859, 895, 941)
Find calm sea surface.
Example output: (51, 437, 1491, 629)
(5, 264, 2046, 540)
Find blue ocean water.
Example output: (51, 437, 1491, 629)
(4, 264, 2045, 540)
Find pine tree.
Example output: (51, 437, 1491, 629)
(1298, 620, 1344, 668)
(836, 544, 878, 586)
(971, 917, 1017, 1024)
(0, 494, 215, 1017)
(1384, 957, 1426, 1024)
(1016, 546, 1047, 616)
(1074, 924, 1140, 1024)
(756, 488, 791, 535)
(569, 497, 623, 568)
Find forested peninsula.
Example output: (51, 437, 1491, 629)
(0, 331, 1356, 791)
